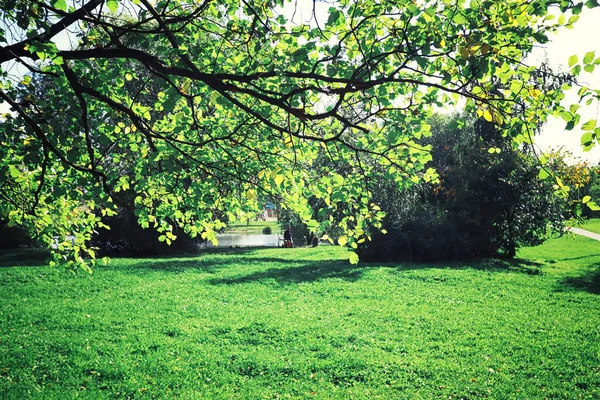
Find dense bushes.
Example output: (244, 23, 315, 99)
(358, 114, 568, 262)
(0, 220, 33, 249)
(90, 209, 202, 257)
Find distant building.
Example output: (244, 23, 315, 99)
(262, 203, 277, 220)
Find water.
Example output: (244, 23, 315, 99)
(205, 234, 283, 248)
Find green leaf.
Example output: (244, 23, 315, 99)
(327, 10, 341, 27)
(538, 168, 550, 180)
(107, 0, 119, 13)
(349, 252, 359, 265)
(53, 0, 67, 11)
(584, 51, 596, 64)
(580, 132, 593, 145)
(583, 195, 591, 204)
(510, 80, 523, 94)
(581, 119, 596, 131)
(306, 219, 319, 229)
(568, 54, 578, 67)
(559, 110, 573, 122)
(274, 175, 284, 186)
(8, 165, 21, 178)
(587, 201, 600, 211)
(338, 235, 348, 246)
(586, 0, 600, 8)
(483, 109, 493, 122)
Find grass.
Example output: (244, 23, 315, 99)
(225, 220, 280, 234)
(0, 236, 599, 399)
(582, 218, 600, 234)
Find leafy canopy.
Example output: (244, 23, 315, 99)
(1, 0, 599, 269)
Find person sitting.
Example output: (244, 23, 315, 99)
(283, 228, 293, 248)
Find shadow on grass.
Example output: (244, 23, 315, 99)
(101, 247, 311, 275)
(558, 262, 600, 294)
(0, 249, 50, 268)
(209, 260, 363, 285)
(208, 256, 546, 286)
(1, 247, 548, 286)
(475, 258, 545, 275)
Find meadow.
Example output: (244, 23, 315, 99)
(0, 234, 599, 399)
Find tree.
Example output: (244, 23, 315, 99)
(358, 113, 569, 261)
(1, 0, 599, 268)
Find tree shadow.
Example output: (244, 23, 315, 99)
(102, 249, 310, 275)
(558, 262, 600, 294)
(553, 254, 600, 262)
(208, 256, 547, 286)
(475, 257, 545, 275)
(0, 249, 51, 268)
(209, 260, 363, 285)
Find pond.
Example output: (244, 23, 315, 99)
(205, 234, 283, 248)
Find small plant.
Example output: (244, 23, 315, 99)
(262, 226, 272, 235)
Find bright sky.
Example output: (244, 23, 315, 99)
(535, 7, 600, 164)
(2, 3, 600, 163)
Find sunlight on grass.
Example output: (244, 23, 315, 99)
(582, 218, 600, 235)
(0, 237, 599, 398)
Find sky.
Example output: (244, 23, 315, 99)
(2, 2, 600, 163)
(534, 7, 600, 164)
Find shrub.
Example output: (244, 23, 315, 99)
(262, 226, 272, 235)
(358, 114, 568, 262)
(90, 209, 203, 256)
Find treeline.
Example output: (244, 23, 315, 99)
(4, 113, 599, 261)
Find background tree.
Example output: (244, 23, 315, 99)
(1, 0, 599, 268)
(358, 113, 569, 262)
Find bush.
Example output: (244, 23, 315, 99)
(358, 114, 567, 262)
(0, 220, 33, 249)
(90, 209, 203, 256)
(262, 226, 272, 235)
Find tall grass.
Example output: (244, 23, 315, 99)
(0, 236, 599, 399)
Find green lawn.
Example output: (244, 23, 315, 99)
(225, 220, 280, 234)
(1, 236, 599, 399)
(583, 218, 600, 235)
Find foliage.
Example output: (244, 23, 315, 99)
(261, 226, 272, 235)
(0, 219, 33, 249)
(1, 0, 600, 268)
(90, 208, 203, 256)
(540, 148, 595, 218)
(358, 114, 569, 261)
(1, 236, 600, 398)
(580, 165, 600, 217)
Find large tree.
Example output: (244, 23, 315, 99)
(1, 0, 599, 268)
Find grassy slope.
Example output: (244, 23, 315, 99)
(0, 237, 599, 399)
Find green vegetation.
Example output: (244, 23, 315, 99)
(225, 220, 280, 235)
(583, 218, 600, 234)
(3, 1, 600, 268)
(359, 114, 568, 262)
(1, 236, 599, 398)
